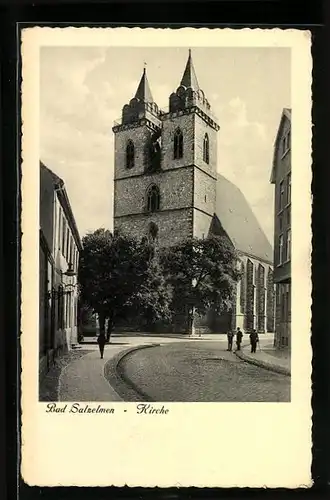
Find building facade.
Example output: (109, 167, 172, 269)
(112, 51, 275, 334)
(39, 162, 82, 380)
(270, 108, 291, 348)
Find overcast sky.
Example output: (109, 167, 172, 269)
(40, 46, 290, 243)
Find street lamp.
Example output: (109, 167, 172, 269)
(63, 262, 76, 278)
(190, 277, 197, 337)
(63, 262, 78, 293)
(47, 286, 70, 300)
(46, 263, 78, 300)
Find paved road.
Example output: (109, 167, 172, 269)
(118, 342, 290, 402)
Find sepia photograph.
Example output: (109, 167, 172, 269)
(21, 27, 312, 488)
(38, 45, 291, 404)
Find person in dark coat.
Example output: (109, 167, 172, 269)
(97, 333, 106, 359)
(227, 330, 234, 351)
(236, 327, 243, 351)
(249, 329, 259, 353)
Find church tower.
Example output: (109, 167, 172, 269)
(112, 51, 220, 246)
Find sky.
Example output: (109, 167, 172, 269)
(40, 46, 291, 243)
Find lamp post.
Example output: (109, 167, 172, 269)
(190, 277, 197, 337)
(189, 241, 199, 337)
(46, 262, 78, 300)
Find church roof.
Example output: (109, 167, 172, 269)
(214, 174, 273, 264)
(180, 49, 200, 90)
(134, 67, 154, 103)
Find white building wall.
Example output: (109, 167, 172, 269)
(53, 193, 80, 350)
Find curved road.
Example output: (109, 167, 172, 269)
(117, 342, 290, 402)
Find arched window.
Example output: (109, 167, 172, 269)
(203, 133, 209, 164)
(147, 185, 160, 212)
(173, 128, 183, 159)
(126, 140, 135, 169)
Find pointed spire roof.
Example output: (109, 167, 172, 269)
(134, 66, 154, 103)
(180, 49, 200, 90)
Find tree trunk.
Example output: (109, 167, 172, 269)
(188, 306, 195, 336)
(106, 312, 114, 342)
(106, 320, 112, 342)
(98, 311, 106, 336)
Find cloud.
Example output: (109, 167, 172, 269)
(40, 47, 116, 236)
(227, 97, 267, 139)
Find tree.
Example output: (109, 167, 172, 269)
(161, 235, 241, 331)
(129, 240, 172, 329)
(79, 229, 172, 340)
(77, 296, 94, 341)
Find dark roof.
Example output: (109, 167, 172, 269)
(214, 173, 273, 263)
(40, 161, 82, 251)
(134, 67, 154, 103)
(40, 161, 64, 187)
(180, 49, 200, 90)
(270, 108, 291, 183)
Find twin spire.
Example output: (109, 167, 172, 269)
(180, 48, 200, 90)
(133, 49, 200, 105)
(117, 49, 217, 131)
(134, 65, 154, 104)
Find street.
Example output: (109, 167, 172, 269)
(115, 341, 290, 402)
(55, 334, 290, 403)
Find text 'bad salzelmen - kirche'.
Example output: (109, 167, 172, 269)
(112, 50, 275, 334)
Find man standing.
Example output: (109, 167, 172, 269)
(249, 329, 259, 353)
(227, 330, 234, 351)
(236, 327, 243, 351)
(97, 333, 106, 359)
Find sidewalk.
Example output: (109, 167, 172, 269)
(59, 336, 183, 402)
(59, 346, 125, 402)
(235, 342, 291, 376)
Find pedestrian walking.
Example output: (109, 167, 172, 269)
(227, 330, 234, 351)
(249, 329, 259, 353)
(97, 333, 106, 359)
(236, 327, 243, 351)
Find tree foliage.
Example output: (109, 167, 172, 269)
(78, 229, 172, 338)
(161, 235, 241, 319)
(128, 243, 172, 328)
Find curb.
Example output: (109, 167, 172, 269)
(81, 335, 200, 345)
(80, 334, 226, 345)
(234, 350, 291, 377)
(104, 343, 161, 402)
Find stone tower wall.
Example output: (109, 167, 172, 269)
(114, 209, 193, 248)
(193, 210, 213, 240)
(161, 113, 195, 171)
(114, 109, 218, 247)
(193, 113, 218, 175)
(114, 167, 193, 218)
(114, 125, 155, 180)
(193, 167, 217, 217)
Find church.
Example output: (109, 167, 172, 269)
(112, 51, 275, 334)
